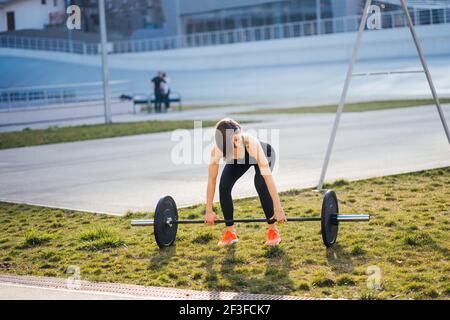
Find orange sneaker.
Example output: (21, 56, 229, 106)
(218, 229, 239, 246)
(265, 228, 281, 246)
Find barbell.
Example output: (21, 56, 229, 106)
(131, 190, 370, 248)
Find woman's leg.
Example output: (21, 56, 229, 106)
(254, 167, 275, 225)
(255, 160, 282, 245)
(219, 163, 251, 226)
(254, 146, 276, 223)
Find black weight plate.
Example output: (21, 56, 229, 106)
(154, 195, 178, 248)
(321, 190, 339, 247)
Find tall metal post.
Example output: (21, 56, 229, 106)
(317, 0, 372, 190)
(175, 0, 182, 36)
(316, 0, 322, 34)
(399, 0, 450, 144)
(98, 0, 111, 124)
(66, 0, 73, 53)
(317, 0, 450, 190)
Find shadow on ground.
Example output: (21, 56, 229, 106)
(198, 245, 296, 298)
(325, 244, 354, 274)
(148, 246, 177, 271)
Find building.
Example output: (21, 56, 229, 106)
(0, 0, 65, 32)
(70, 0, 166, 37)
(0, 0, 165, 37)
(135, 0, 450, 38)
(179, 0, 450, 34)
(134, 0, 365, 38)
(1, 0, 449, 37)
(179, 0, 354, 35)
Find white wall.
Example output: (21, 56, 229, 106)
(0, 0, 65, 32)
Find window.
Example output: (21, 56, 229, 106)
(224, 18, 235, 30)
(41, 0, 46, 5)
(54, 0, 57, 7)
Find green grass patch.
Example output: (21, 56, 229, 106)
(21, 229, 52, 248)
(323, 179, 350, 188)
(192, 232, 214, 244)
(0, 167, 449, 299)
(0, 120, 217, 150)
(312, 275, 336, 288)
(79, 227, 125, 251)
(403, 233, 435, 247)
(350, 245, 366, 256)
(79, 228, 115, 241)
(236, 99, 450, 115)
(336, 275, 356, 286)
(140, 103, 240, 113)
(79, 236, 125, 251)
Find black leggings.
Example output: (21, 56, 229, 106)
(219, 159, 275, 227)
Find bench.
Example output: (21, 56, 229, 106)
(129, 92, 182, 113)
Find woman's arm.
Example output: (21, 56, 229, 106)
(205, 146, 221, 224)
(246, 136, 286, 223)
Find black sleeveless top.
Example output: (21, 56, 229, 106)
(227, 137, 274, 167)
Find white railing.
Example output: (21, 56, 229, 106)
(112, 8, 450, 53)
(0, 36, 100, 55)
(0, 80, 133, 111)
(0, 8, 448, 55)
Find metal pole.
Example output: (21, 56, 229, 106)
(335, 215, 370, 222)
(316, 0, 322, 35)
(66, 0, 73, 53)
(177, 217, 322, 224)
(98, 0, 112, 124)
(130, 214, 370, 226)
(175, 0, 182, 37)
(317, 0, 372, 191)
(400, 0, 450, 145)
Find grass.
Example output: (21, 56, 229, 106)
(236, 99, 450, 115)
(22, 229, 52, 248)
(140, 103, 239, 112)
(0, 167, 449, 299)
(0, 120, 217, 150)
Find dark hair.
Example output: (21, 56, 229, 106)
(215, 118, 241, 158)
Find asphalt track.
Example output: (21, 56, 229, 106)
(0, 104, 449, 215)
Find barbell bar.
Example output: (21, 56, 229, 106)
(131, 190, 370, 248)
(131, 215, 370, 226)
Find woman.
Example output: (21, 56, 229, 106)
(205, 118, 286, 246)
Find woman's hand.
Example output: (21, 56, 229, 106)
(204, 210, 219, 225)
(272, 205, 287, 224)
